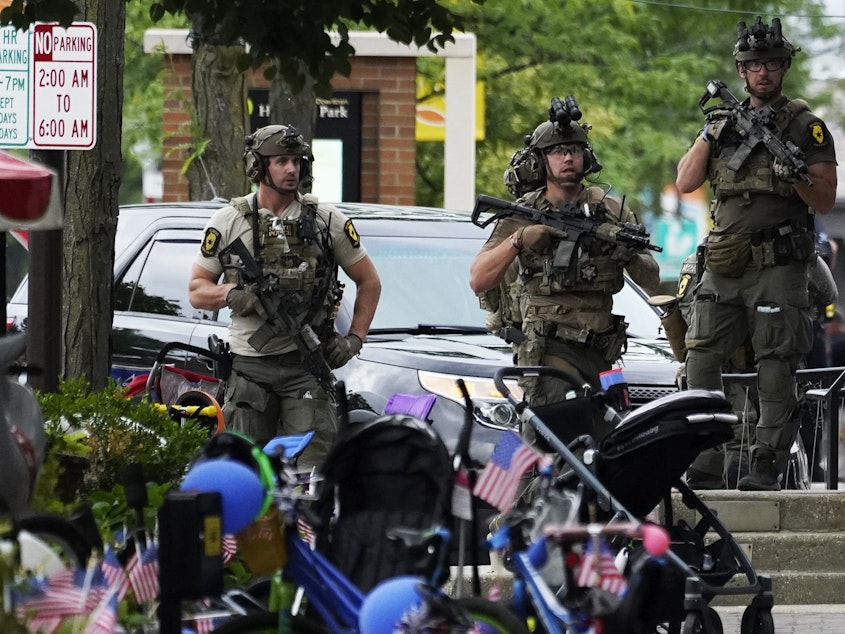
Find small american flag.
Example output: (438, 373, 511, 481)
(473, 430, 544, 511)
(101, 545, 129, 601)
(575, 540, 628, 596)
(297, 516, 316, 547)
(222, 534, 238, 564)
(84, 590, 118, 634)
(127, 542, 160, 603)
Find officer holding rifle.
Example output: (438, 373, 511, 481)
(676, 17, 837, 490)
(470, 98, 660, 443)
(188, 124, 381, 469)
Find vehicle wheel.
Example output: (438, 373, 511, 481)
(740, 605, 775, 634)
(209, 611, 327, 633)
(681, 606, 722, 634)
(453, 596, 530, 634)
(16, 512, 94, 569)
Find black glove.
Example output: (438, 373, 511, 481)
(226, 285, 267, 318)
(325, 334, 363, 368)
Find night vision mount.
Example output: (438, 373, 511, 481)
(548, 95, 582, 130)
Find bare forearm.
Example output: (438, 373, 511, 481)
(793, 162, 838, 213)
(676, 136, 710, 193)
(469, 238, 519, 294)
(348, 277, 381, 340)
(188, 265, 234, 310)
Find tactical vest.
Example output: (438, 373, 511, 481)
(709, 98, 809, 200)
(517, 188, 627, 296)
(222, 195, 339, 337)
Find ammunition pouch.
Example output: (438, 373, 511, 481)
(705, 233, 752, 277)
(749, 221, 815, 268)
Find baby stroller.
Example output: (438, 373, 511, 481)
(123, 339, 231, 436)
(493, 365, 775, 634)
(312, 392, 453, 592)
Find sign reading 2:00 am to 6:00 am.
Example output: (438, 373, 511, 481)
(0, 22, 97, 150)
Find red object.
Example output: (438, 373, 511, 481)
(0, 151, 53, 221)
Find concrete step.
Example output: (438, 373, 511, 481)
(669, 490, 845, 533)
(713, 571, 845, 607)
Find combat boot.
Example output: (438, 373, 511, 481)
(737, 449, 780, 491)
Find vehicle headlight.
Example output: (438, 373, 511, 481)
(417, 370, 523, 431)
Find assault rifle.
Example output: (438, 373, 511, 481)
(698, 79, 812, 186)
(222, 238, 333, 387)
(471, 194, 661, 268)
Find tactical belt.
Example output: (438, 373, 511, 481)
(531, 320, 602, 348)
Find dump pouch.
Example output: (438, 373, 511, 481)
(704, 233, 751, 277)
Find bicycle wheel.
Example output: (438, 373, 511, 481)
(209, 611, 327, 634)
(16, 512, 94, 570)
(454, 596, 530, 634)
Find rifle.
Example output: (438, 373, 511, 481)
(221, 238, 333, 387)
(471, 194, 661, 269)
(698, 79, 812, 186)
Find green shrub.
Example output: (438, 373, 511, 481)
(32, 377, 209, 517)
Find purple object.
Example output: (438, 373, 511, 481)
(384, 393, 437, 420)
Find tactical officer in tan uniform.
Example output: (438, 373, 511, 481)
(188, 125, 381, 469)
(470, 114, 660, 443)
(676, 18, 837, 490)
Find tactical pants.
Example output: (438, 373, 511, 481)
(223, 352, 338, 471)
(685, 260, 813, 466)
(518, 330, 616, 447)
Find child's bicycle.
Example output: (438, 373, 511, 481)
(173, 429, 529, 634)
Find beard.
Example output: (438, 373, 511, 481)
(547, 171, 581, 187)
(745, 77, 783, 102)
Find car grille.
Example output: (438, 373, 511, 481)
(629, 385, 679, 406)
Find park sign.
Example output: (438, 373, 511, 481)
(0, 22, 97, 150)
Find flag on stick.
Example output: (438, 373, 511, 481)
(472, 430, 544, 511)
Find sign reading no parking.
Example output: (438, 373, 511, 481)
(0, 22, 97, 150)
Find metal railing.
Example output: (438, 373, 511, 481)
(722, 367, 845, 490)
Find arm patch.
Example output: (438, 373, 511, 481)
(344, 219, 361, 248)
(201, 228, 222, 257)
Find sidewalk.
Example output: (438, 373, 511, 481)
(716, 604, 845, 633)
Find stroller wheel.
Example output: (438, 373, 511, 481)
(170, 390, 225, 436)
(681, 606, 723, 634)
(740, 605, 774, 634)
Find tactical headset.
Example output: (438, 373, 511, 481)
(243, 124, 314, 187)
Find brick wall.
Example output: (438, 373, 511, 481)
(159, 55, 417, 204)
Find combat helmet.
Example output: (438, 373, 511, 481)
(734, 16, 797, 62)
(243, 124, 314, 185)
(504, 120, 602, 196)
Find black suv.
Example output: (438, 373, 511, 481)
(7, 201, 680, 462)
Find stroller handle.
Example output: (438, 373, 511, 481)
(493, 365, 593, 406)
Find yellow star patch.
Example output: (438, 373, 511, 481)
(811, 123, 825, 144)
(344, 220, 361, 248)
(201, 228, 222, 257)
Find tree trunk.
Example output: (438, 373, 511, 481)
(270, 67, 316, 193)
(188, 42, 250, 201)
(62, 0, 125, 389)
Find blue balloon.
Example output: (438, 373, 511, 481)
(359, 575, 426, 634)
(181, 459, 265, 533)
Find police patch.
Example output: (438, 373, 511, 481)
(810, 122, 825, 145)
(344, 219, 361, 248)
(201, 228, 222, 257)
(677, 274, 691, 299)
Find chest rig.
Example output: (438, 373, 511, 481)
(709, 97, 808, 200)
(517, 188, 626, 296)
(225, 196, 340, 336)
